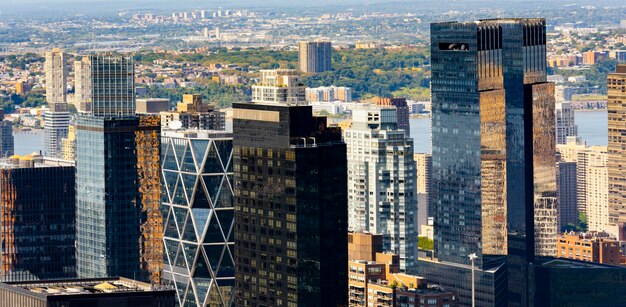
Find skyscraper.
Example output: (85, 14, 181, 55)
(161, 130, 235, 306)
(375, 97, 411, 137)
(233, 102, 348, 306)
(44, 48, 70, 158)
(0, 112, 13, 158)
(555, 102, 578, 145)
(415, 153, 432, 231)
(344, 106, 418, 273)
(298, 41, 332, 73)
(422, 19, 556, 306)
(75, 54, 143, 280)
(556, 160, 577, 231)
(251, 69, 306, 104)
(74, 57, 92, 113)
(608, 64, 626, 240)
(0, 155, 76, 282)
(61, 125, 76, 161)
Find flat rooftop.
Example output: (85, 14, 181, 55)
(2, 277, 170, 297)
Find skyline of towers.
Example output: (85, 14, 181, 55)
(344, 106, 418, 273)
(232, 102, 348, 306)
(44, 48, 70, 158)
(425, 18, 556, 306)
(608, 64, 626, 240)
(298, 41, 332, 73)
(161, 130, 235, 306)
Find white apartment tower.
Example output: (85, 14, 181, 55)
(251, 69, 305, 104)
(344, 106, 418, 273)
(44, 48, 70, 158)
(555, 102, 578, 145)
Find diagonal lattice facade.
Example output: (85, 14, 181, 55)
(161, 130, 234, 307)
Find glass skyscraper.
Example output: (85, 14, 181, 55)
(75, 54, 144, 280)
(160, 130, 235, 307)
(233, 102, 348, 306)
(423, 19, 556, 306)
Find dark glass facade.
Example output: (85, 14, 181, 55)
(233, 103, 348, 307)
(0, 163, 76, 282)
(431, 19, 556, 306)
(75, 116, 143, 279)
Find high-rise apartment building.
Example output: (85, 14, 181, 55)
(233, 102, 348, 306)
(298, 41, 332, 73)
(608, 64, 626, 240)
(344, 106, 418, 273)
(305, 86, 352, 102)
(75, 54, 143, 280)
(44, 49, 70, 158)
(0, 155, 75, 282)
(160, 94, 225, 130)
(161, 130, 234, 306)
(0, 115, 13, 158)
(375, 97, 411, 137)
(415, 153, 432, 231)
(422, 19, 556, 306)
(61, 125, 76, 161)
(555, 102, 578, 145)
(251, 69, 305, 104)
(74, 57, 92, 113)
(557, 160, 578, 230)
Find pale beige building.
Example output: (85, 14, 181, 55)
(45, 48, 67, 104)
(608, 65, 626, 240)
(251, 69, 305, 104)
(74, 57, 92, 113)
(61, 125, 76, 161)
(160, 94, 224, 130)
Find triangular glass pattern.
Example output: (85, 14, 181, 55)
(214, 178, 233, 209)
(182, 215, 198, 243)
(215, 210, 234, 241)
(173, 275, 188, 304)
(193, 180, 210, 209)
(194, 278, 211, 306)
(216, 279, 235, 307)
(173, 140, 187, 169)
(226, 153, 233, 173)
(172, 206, 189, 235)
(191, 208, 210, 239)
(163, 170, 179, 202)
(173, 176, 187, 205)
(174, 242, 186, 268)
(206, 281, 222, 306)
(214, 140, 233, 170)
(162, 141, 178, 171)
(182, 242, 198, 271)
(164, 208, 179, 239)
(194, 252, 212, 278)
(204, 244, 224, 273)
(216, 246, 234, 277)
(180, 173, 199, 205)
(203, 175, 224, 204)
(180, 145, 197, 173)
(203, 144, 223, 174)
(164, 238, 178, 267)
(205, 213, 226, 243)
(191, 140, 210, 170)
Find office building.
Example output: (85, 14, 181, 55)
(557, 160, 578, 230)
(75, 54, 143, 280)
(555, 102, 578, 145)
(74, 57, 92, 113)
(160, 94, 225, 130)
(375, 97, 411, 137)
(251, 69, 305, 104)
(426, 19, 556, 306)
(161, 129, 235, 307)
(556, 231, 622, 265)
(60, 125, 76, 161)
(298, 41, 332, 73)
(305, 86, 352, 102)
(233, 102, 347, 306)
(348, 232, 384, 262)
(608, 65, 626, 240)
(44, 49, 70, 158)
(0, 277, 176, 307)
(136, 115, 163, 285)
(136, 98, 170, 114)
(0, 155, 75, 282)
(0, 115, 13, 158)
(415, 153, 433, 232)
(533, 258, 626, 306)
(344, 106, 418, 273)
